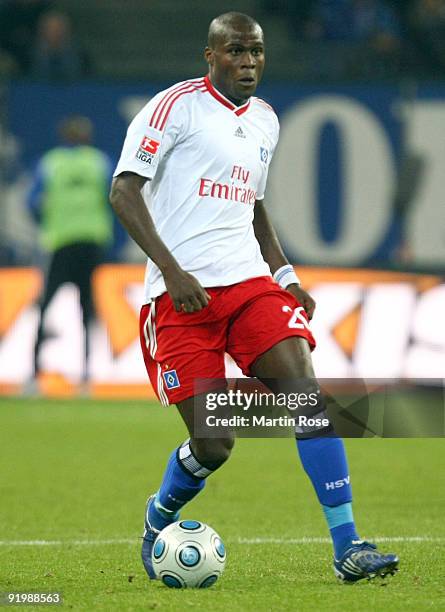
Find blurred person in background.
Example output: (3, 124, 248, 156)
(303, 0, 402, 78)
(408, 0, 445, 74)
(27, 115, 112, 390)
(0, 0, 52, 76)
(261, 0, 313, 37)
(30, 10, 91, 81)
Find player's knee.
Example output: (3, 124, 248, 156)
(191, 436, 234, 470)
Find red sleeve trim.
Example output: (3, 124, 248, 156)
(158, 84, 206, 131)
(149, 78, 206, 130)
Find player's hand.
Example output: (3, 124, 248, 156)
(164, 267, 211, 313)
(285, 284, 316, 320)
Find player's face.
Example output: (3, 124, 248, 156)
(205, 26, 265, 105)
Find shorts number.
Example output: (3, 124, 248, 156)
(282, 305, 310, 330)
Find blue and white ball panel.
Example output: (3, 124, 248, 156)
(179, 545, 201, 567)
(178, 520, 206, 533)
(199, 574, 219, 588)
(161, 573, 185, 588)
(153, 538, 166, 559)
(176, 542, 205, 570)
(179, 520, 201, 530)
(211, 534, 226, 562)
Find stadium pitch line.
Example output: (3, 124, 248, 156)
(0, 536, 444, 546)
(237, 536, 445, 544)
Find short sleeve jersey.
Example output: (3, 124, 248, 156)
(114, 75, 280, 300)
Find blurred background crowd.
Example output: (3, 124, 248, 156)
(1, 0, 445, 82)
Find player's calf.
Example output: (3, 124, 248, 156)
(191, 436, 235, 471)
(291, 381, 362, 562)
(151, 436, 235, 530)
(141, 436, 234, 580)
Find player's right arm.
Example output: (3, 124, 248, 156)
(110, 171, 210, 313)
(111, 87, 210, 313)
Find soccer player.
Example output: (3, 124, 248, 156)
(110, 12, 398, 583)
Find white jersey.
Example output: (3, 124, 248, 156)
(114, 75, 280, 300)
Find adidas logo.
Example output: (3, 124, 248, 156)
(234, 126, 246, 138)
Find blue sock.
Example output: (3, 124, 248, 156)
(323, 503, 359, 559)
(296, 437, 359, 558)
(148, 444, 206, 531)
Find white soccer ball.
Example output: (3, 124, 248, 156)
(152, 520, 226, 588)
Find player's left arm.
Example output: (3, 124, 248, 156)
(253, 199, 316, 319)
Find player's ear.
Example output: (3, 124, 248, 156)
(204, 47, 214, 66)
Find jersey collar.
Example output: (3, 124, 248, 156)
(204, 75, 251, 117)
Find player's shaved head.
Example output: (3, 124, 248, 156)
(208, 12, 262, 48)
(205, 12, 265, 105)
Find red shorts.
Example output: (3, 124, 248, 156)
(139, 276, 316, 405)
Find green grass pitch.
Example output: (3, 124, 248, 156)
(1, 398, 444, 610)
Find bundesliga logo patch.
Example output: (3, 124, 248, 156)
(260, 147, 269, 164)
(136, 136, 160, 165)
(163, 369, 180, 390)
